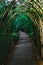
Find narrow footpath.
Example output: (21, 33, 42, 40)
(6, 31, 35, 65)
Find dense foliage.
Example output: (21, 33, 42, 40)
(0, 0, 43, 62)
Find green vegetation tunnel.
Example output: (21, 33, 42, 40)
(0, 0, 42, 64)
